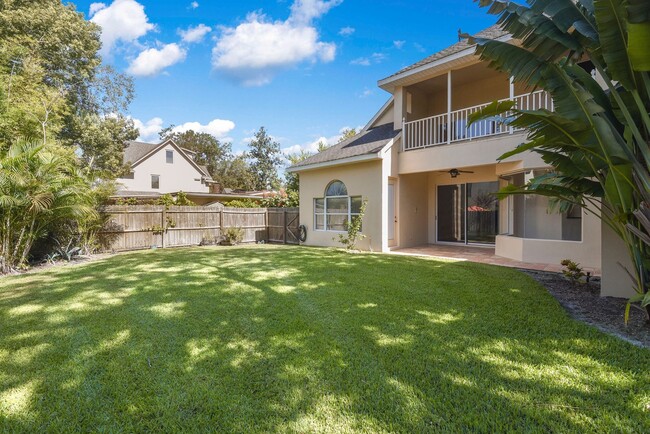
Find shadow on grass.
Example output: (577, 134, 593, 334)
(0, 245, 649, 432)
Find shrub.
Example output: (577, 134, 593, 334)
(334, 200, 367, 251)
(222, 227, 244, 245)
(561, 259, 586, 284)
(0, 141, 95, 273)
(223, 199, 261, 208)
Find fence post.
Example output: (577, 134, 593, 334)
(265, 208, 269, 242)
(283, 208, 287, 244)
(161, 206, 166, 248)
(219, 208, 223, 240)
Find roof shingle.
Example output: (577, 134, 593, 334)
(381, 25, 507, 82)
(290, 123, 400, 170)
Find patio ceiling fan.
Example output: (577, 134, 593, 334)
(440, 168, 474, 178)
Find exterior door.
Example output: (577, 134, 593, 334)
(388, 181, 396, 247)
(437, 182, 499, 245)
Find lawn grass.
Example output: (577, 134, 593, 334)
(0, 245, 649, 432)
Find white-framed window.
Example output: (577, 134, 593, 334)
(314, 180, 362, 232)
(166, 150, 174, 164)
(151, 174, 160, 189)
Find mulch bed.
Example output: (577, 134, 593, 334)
(521, 269, 650, 349)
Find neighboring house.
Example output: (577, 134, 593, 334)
(288, 26, 631, 298)
(119, 139, 213, 194)
(115, 139, 264, 205)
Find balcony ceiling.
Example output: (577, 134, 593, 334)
(406, 62, 505, 94)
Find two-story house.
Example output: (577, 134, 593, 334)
(288, 26, 631, 298)
(119, 139, 213, 194)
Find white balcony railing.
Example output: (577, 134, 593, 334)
(402, 90, 553, 151)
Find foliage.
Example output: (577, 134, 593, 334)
(261, 189, 299, 208)
(0, 140, 95, 273)
(174, 191, 195, 206)
(0, 1, 136, 176)
(0, 246, 648, 432)
(335, 200, 367, 250)
(470, 0, 650, 317)
(221, 227, 244, 245)
(337, 128, 358, 143)
(68, 114, 138, 177)
(247, 127, 283, 190)
(159, 127, 230, 178)
(115, 197, 138, 206)
(561, 259, 587, 284)
(285, 149, 312, 195)
(213, 155, 257, 191)
(222, 199, 262, 208)
(153, 192, 196, 207)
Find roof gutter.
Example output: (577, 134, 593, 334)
(286, 152, 382, 173)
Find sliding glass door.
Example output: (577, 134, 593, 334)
(437, 182, 499, 245)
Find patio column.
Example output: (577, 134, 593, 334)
(447, 70, 452, 144)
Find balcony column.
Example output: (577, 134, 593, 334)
(509, 76, 515, 134)
(447, 70, 452, 144)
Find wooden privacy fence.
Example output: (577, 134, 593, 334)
(99, 205, 299, 252)
(268, 208, 300, 244)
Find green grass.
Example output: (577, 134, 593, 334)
(0, 245, 649, 432)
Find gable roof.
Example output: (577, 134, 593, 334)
(123, 139, 210, 178)
(124, 141, 157, 164)
(288, 123, 400, 172)
(378, 25, 509, 89)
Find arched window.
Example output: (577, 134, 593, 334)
(314, 180, 362, 231)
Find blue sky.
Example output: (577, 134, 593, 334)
(71, 0, 495, 156)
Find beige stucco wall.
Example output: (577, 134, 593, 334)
(398, 173, 429, 248)
(600, 224, 636, 298)
(373, 105, 395, 127)
(451, 74, 509, 111)
(119, 144, 209, 194)
(297, 160, 384, 252)
(495, 204, 601, 269)
(398, 132, 546, 175)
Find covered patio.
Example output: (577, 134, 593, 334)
(391, 244, 601, 276)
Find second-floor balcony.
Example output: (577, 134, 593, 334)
(403, 89, 553, 151)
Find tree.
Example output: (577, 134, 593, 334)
(213, 155, 256, 191)
(0, 140, 95, 273)
(469, 0, 650, 318)
(158, 127, 230, 177)
(247, 127, 283, 190)
(72, 114, 138, 177)
(338, 128, 358, 143)
(285, 149, 312, 195)
(0, 1, 136, 175)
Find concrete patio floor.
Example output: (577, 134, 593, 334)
(391, 244, 601, 276)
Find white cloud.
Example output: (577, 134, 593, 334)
(289, 0, 342, 25)
(190, 1, 199, 9)
(172, 119, 236, 139)
(90, 0, 155, 55)
(132, 117, 236, 142)
(393, 40, 405, 49)
(89, 2, 106, 16)
(127, 43, 187, 77)
(359, 88, 373, 98)
(179, 24, 212, 43)
(281, 125, 362, 155)
(132, 117, 164, 142)
(339, 26, 355, 36)
(212, 1, 340, 86)
(350, 52, 386, 66)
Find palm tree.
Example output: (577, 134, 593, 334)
(469, 0, 650, 320)
(0, 140, 95, 272)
